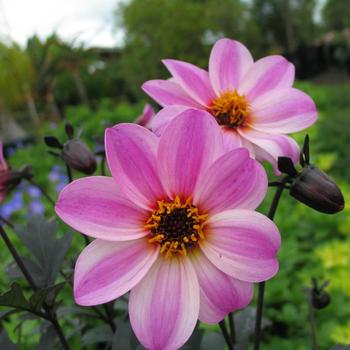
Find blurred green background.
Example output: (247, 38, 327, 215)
(1, 0, 350, 349)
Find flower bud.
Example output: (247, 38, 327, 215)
(62, 140, 97, 175)
(311, 289, 331, 309)
(290, 165, 344, 214)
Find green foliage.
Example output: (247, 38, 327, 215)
(322, 0, 350, 31)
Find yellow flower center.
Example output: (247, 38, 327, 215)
(145, 196, 208, 258)
(209, 90, 250, 128)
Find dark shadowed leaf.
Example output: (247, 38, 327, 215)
(201, 332, 225, 350)
(112, 320, 140, 350)
(65, 123, 74, 139)
(0, 283, 30, 311)
(29, 283, 65, 311)
(0, 329, 18, 350)
(14, 216, 72, 288)
(44, 136, 63, 149)
(180, 324, 204, 350)
(82, 324, 113, 346)
(36, 325, 56, 350)
(0, 309, 21, 320)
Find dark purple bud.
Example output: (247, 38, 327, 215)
(311, 279, 331, 309)
(65, 122, 74, 139)
(62, 140, 97, 175)
(44, 136, 63, 149)
(290, 165, 344, 214)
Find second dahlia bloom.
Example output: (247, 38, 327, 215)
(143, 38, 317, 172)
(56, 110, 280, 350)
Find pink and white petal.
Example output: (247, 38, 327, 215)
(129, 257, 199, 350)
(201, 209, 281, 283)
(251, 88, 317, 133)
(190, 252, 253, 324)
(152, 105, 190, 136)
(163, 59, 216, 107)
(238, 129, 300, 174)
(221, 127, 244, 150)
(239, 56, 295, 101)
(209, 38, 254, 95)
(158, 109, 225, 199)
(194, 148, 267, 214)
(142, 79, 202, 108)
(105, 124, 165, 210)
(56, 176, 148, 241)
(0, 143, 8, 171)
(74, 238, 159, 306)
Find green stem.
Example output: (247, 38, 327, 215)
(219, 320, 234, 350)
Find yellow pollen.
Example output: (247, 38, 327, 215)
(145, 196, 207, 258)
(209, 90, 250, 127)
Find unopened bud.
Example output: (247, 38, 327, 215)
(62, 140, 97, 175)
(290, 165, 344, 214)
(310, 279, 331, 309)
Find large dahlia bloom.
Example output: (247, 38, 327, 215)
(56, 110, 280, 350)
(143, 38, 317, 172)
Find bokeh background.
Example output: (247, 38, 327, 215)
(0, 0, 349, 348)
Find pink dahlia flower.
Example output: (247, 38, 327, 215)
(56, 110, 280, 350)
(134, 103, 155, 128)
(0, 143, 10, 203)
(143, 38, 317, 173)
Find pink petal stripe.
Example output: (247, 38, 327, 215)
(163, 59, 216, 107)
(201, 209, 281, 282)
(56, 176, 148, 241)
(239, 56, 295, 101)
(105, 124, 166, 210)
(74, 238, 159, 306)
(209, 38, 254, 95)
(158, 109, 225, 199)
(251, 88, 317, 133)
(190, 251, 253, 324)
(238, 129, 300, 174)
(194, 148, 267, 214)
(129, 257, 199, 350)
(142, 79, 202, 108)
(0, 143, 8, 171)
(152, 105, 190, 136)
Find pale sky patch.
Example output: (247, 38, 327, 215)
(0, 0, 124, 47)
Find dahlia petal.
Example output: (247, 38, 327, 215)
(201, 209, 280, 282)
(221, 128, 244, 150)
(158, 109, 225, 199)
(194, 148, 267, 213)
(209, 38, 254, 95)
(239, 129, 300, 174)
(0, 143, 8, 171)
(162, 59, 216, 107)
(134, 103, 155, 127)
(142, 79, 202, 108)
(74, 238, 158, 306)
(129, 257, 199, 350)
(190, 252, 253, 324)
(152, 105, 189, 136)
(251, 88, 317, 133)
(55, 176, 148, 241)
(105, 124, 165, 210)
(239, 56, 295, 100)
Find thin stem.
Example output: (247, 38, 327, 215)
(103, 303, 116, 332)
(219, 320, 234, 350)
(228, 313, 235, 345)
(0, 225, 70, 349)
(253, 177, 288, 350)
(27, 178, 55, 206)
(308, 294, 319, 350)
(66, 165, 73, 183)
(0, 215, 14, 229)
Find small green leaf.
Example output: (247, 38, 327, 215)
(0, 283, 30, 311)
(82, 324, 113, 346)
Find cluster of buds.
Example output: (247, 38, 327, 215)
(44, 123, 97, 175)
(278, 135, 344, 214)
(0, 143, 33, 203)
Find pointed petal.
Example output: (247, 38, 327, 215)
(56, 176, 148, 241)
(74, 238, 159, 306)
(158, 109, 225, 199)
(142, 79, 202, 108)
(129, 257, 199, 350)
(194, 148, 267, 213)
(134, 103, 155, 127)
(191, 252, 253, 324)
(201, 209, 280, 282)
(209, 38, 254, 95)
(163, 59, 216, 106)
(0, 143, 8, 171)
(251, 88, 317, 133)
(238, 129, 300, 174)
(152, 105, 189, 136)
(239, 56, 295, 100)
(105, 124, 165, 210)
